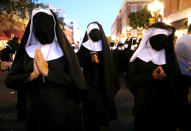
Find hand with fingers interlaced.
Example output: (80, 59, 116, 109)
(152, 66, 166, 80)
(34, 49, 49, 77)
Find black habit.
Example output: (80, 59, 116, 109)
(128, 22, 181, 131)
(5, 8, 87, 131)
(77, 22, 120, 129)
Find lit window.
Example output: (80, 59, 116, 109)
(131, 4, 138, 13)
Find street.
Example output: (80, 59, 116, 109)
(0, 71, 134, 131)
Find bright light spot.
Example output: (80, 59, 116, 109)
(163, 19, 171, 25)
(127, 26, 132, 31)
(188, 13, 191, 25)
(175, 29, 187, 38)
(112, 35, 116, 40)
(148, 0, 164, 17)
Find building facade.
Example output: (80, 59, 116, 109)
(0, 0, 30, 49)
(111, 0, 152, 43)
(161, 0, 191, 36)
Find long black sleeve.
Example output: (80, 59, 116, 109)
(5, 58, 31, 90)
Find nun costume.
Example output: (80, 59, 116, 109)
(77, 22, 120, 131)
(128, 22, 181, 130)
(5, 8, 87, 131)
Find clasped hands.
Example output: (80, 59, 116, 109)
(30, 49, 49, 81)
(91, 52, 99, 63)
(152, 66, 166, 80)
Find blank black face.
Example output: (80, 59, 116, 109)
(33, 12, 55, 44)
(149, 34, 168, 51)
(89, 29, 101, 42)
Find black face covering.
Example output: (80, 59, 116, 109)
(89, 29, 102, 42)
(33, 12, 55, 44)
(149, 34, 168, 51)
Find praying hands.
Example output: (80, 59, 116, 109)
(30, 49, 49, 81)
(152, 66, 166, 80)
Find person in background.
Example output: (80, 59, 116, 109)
(77, 21, 120, 131)
(5, 8, 87, 131)
(175, 24, 191, 131)
(0, 37, 19, 71)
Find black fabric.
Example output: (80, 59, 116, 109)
(82, 21, 120, 104)
(117, 42, 123, 49)
(0, 38, 19, 61)
(178, 75, 191, 130)
(109, 41, 115, 47)
(149, 22, 181, 90)
(5, 9, 87, 131)
(77, 46, 114, 126)
(128, 58, 178, 130)
(0, 48, 10, 61)
(79, 21, 120, 126)
(149, 34, 168, 51)
(11, 9, 87, 91)
(128, 22, 182, 130)
(33, 12, 54, 44)
(6, 38, 19, 54)
(6, 50, 83, 130)
(89, 29, 101, 42)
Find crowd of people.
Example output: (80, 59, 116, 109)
(1, 7, 191, 131)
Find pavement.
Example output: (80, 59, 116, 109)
(0, 71, 135, 131)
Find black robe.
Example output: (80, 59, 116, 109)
(5, 50, 83, 131)
(128, 58, 177, 131)
(77, 45, 117, 126)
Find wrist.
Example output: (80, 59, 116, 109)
(30, 72, 38, 81)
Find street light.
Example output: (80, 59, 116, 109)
(148, 0, 164, 23)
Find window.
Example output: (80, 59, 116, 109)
(131, 4, 138, 13)
(0, 4, 4, 9)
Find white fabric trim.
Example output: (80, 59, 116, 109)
(25, 8, 63, 61)
(82, 40, 102, 52)
(82, 23, 102, 51)
(124, 44, 128, 48)
(130, 28, 171, 65)
(131, 44, 138, 50)
(87, 23, 100, 35)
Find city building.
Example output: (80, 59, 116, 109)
(0, 0, 30, 49)
(111, 0, 152, 43)
(161, 0, 191, 37)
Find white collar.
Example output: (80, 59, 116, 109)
(130, 28, 171, 65)
(82, 39, 102, 52)
(25, 8, 64, 61)
(82, 23, 102, 51)
(137, 42, 166, 65)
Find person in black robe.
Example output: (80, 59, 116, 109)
(5, 8, 87, 131)
(77, 22, 120, 131)
(113, 41, 126, 76)
(0, 37, 19, 62)
(128, 22, 181, 131)
(109, 41, 117, 52)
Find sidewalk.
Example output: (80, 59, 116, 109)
(0, 72, 25, 131)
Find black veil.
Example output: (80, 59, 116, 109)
(82, 21, 120, 105)
(11, 9, 87, 91)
